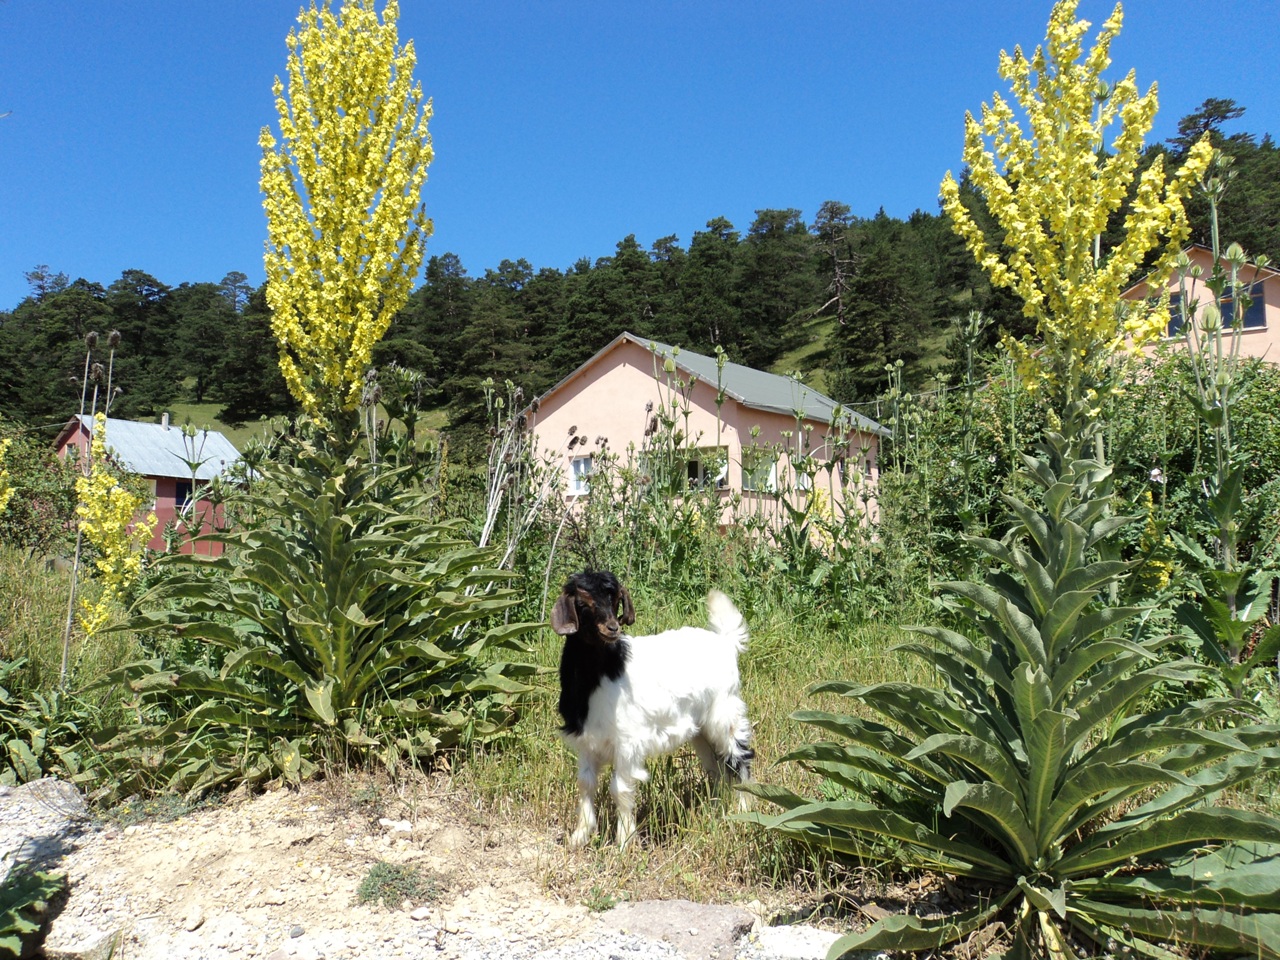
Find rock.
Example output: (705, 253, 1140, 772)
(409, 906, 433, 921)
(747, 924, 844, 960)
(598, 900, 754, 960)
(42, 928, 122, 960)
(182, 905, 205, 931)
(291, 924, 305, 937)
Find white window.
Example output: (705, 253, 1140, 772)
(742, 455, 777, 494)
(570, 456, 593, 495)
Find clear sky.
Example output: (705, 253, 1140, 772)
(1, 1, 1277, 311)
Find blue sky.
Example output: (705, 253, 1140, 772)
(1, 1, 1277, 311)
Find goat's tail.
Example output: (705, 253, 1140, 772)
(706, 590, 748, 652)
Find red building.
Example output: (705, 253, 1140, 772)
(54, 413, 242, 555)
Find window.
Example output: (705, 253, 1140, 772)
(1166, 283, 1266, 337)
(570, 456, 592, 496)
(685, 448, 729, 491)
(742, 452, 777, 493)
(1224, 281, 1266, 329)
(174, 480, 194, 512)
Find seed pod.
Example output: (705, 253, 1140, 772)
(108, 330, 121, 348)
(85, 331, 99, 349)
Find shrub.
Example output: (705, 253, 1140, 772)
(745, 425, 1280, 957)
(95, 440, 538, 796)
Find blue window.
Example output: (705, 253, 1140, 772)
(1166, 282, 1265, 337)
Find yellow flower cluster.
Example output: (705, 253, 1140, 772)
(0, 437, 13, 516)
(260, 0, 433, 417)
(939, 0, 1212, 412)
(75, 414, 157, 638)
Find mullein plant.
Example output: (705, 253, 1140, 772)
(0, 438, 14, 518)
(260, 0, 432, 426)
(747, 2, 1280, 956)
(73, 414, 157, 646)
(61, 330, 135, 681)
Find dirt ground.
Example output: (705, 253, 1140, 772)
(11, 776, 782, 960)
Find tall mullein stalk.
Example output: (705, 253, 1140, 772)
(1170, 152, 1280, 695)
(61, 357, 106, 683)
(103, 330, 121, 415)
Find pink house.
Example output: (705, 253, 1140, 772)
(527, 332, 886, 526)
(1123, 245, 1280, 362)
(54, 414, 242, 555)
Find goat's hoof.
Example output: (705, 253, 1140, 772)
(567, 829, 593, 850)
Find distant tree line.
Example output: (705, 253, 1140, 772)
(1, 99, 1273, 453)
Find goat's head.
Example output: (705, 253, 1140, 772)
(550, 570, 635, 643)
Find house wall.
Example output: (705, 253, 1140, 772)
(56, 424, 226, 556)
(1130, 247, 1280, 363)
(529, 338, 879, 528)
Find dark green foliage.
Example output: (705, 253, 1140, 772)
(744, 422, 1280, 958)
(0, 418, 77, 556)
(0, 659, 90, 786)
(95, 437, 538, 796)
(0, 864, 66, 958)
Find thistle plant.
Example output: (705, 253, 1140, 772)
(939, 0, 1211, 417)
(1165, 159, 1280, 695)
(260, 0, 433, 421)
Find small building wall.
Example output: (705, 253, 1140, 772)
(56, 420, 228, 556)
(529, 338, 879, 527)
(1128, 247, 1280, 363)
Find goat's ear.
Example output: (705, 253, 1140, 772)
(617, 584, 635, 626)
(550, 590, 579, 635)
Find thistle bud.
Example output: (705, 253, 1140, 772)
(90, 362, 105, 382)
(108, 330, 121, 348)
(568, 425, 578, 436)
(85, 331, 99, 349)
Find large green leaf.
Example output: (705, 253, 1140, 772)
(1075, 897, 1280, 959)
(1061, 808, 1280, 876)
(826, 891, 1014, 956)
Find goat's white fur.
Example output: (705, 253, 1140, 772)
(563, 590, 752, 848)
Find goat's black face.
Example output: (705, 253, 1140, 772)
(550, 570, 635, 643)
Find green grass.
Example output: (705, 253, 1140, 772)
(158, 402, 276, 451)
(769, 313, 835, 396)
(356, 862, 442, 909)
(0, 546, 140, 697)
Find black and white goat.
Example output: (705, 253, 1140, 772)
(550, 570, 754, 848)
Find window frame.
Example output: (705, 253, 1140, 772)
(569, 455, 593, 496)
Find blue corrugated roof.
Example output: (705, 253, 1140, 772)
(70, 415, 242, 481)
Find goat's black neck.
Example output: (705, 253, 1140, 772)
(558, 631, 629, 736)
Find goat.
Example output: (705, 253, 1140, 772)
(550, 570, 754, 848)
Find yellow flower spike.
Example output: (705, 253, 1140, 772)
(939, 0, 1209, 415)
(260, 0, 432, 419)
(74, 414, 156, 640)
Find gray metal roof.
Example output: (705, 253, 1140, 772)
(69, 415, 242, 481)
(622, 332, 888, 435)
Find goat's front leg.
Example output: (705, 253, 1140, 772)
(569, 756, 600, 849)
(611, 760, 645, 847)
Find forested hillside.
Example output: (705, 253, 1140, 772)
(2, 99, 1274, 453)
